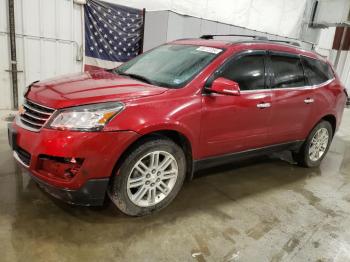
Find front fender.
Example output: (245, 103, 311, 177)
(104, 95, 203, 159)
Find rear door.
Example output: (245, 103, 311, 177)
(301, 56, 339, 130)
(267, 52, 313, 144)
(200, 51, 273, 158)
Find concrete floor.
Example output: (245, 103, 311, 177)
(0, 109, 350, 262)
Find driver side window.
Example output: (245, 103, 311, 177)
(217, 54, 266, 91)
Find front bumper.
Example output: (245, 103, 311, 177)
(28, 171, 109, 206)
(9, 120, 140, 205)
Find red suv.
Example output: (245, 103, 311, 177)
(8, 35, 347, 216)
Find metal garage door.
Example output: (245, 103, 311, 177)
(0, 0, 83, 109)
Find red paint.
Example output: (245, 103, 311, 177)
(13, 40, 347, 192)
(13, 126, 139, 189)
(210, 77, 241, 96)
(84, 64, 103, 72)
(27, 70, 167, 109)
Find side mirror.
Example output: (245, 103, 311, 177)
(209, 77, 240, 96)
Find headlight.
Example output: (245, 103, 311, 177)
(49, 102, 124, 131)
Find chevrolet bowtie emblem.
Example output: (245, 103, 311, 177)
(18, 105, 26, 115)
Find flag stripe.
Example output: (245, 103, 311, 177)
(85, 56, 122, 69)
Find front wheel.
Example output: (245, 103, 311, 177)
(108, 138, 186, 216)
(293, 120, 333, 167)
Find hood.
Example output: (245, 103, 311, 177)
(26, 70, 167, 109)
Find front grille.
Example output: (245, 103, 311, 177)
(19, 100, 55, 131)
(16, 146, 31, 166)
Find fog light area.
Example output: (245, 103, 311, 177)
(37, 155, 84, 180)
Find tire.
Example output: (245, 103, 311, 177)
(293, 120, 333, 167)
(108, 137, 186, 216)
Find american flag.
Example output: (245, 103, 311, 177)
(84, 0, 144, 71)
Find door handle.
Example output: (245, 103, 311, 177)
(304, 98, 314, 104)
(257, 102, 271, 109)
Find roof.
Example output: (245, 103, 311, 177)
(171, 38, 322, 61)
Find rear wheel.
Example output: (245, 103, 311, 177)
(293, 120, 333, 167)
(108, 138, 186, 216)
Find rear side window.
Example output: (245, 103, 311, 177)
(219, 54, 265, 91)
(270, 55, 305, 88)
(302, 57, 334, 85)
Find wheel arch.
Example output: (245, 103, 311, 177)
(321, 114, 337, 136)
(111, 129, 195, 184)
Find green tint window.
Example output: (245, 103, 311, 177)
(114, 44, 223, 88)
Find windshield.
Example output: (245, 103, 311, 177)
(114, 44, 223, 88)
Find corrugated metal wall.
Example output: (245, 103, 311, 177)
(0, 0, 12, 109)
(143, 11, 314, 52)
(0, 0, 83, 109)
(102, 0, 308, 38)
(0, 2, 314, 109)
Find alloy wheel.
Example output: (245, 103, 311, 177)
(309, 127, 329, 162)
(126, 151, 178, 207)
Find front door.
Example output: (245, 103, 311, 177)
(200, 51, 272, 158)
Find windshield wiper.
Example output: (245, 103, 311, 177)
(117, 72, 156, 85)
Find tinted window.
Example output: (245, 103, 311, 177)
(218, 54, 265, 91)
(302, 57, 334, 85)
(270, 55, 305, 88)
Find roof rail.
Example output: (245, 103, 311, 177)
(200, 34, 301, 47)
(200, 34, 268, 40)
(269, 39, 301, 47)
